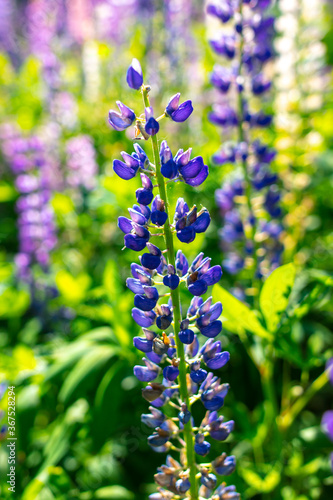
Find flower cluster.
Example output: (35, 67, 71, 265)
(110, 59, 239, 499)
(66, 135, 98, 191)
(207, 0, 284, 280)
(0, 125, 57, 282)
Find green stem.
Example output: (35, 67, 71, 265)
(278, 370, 329, 432)
(142, 86, 198, 499)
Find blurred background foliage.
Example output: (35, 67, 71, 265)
(0, 0, 332, 499)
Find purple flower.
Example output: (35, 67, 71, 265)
(175, 250, 188, 276)
(211, 65, 233, 93)
(151, 196, 168, 226)
(165, 93, 193, 122)
(109, 101, 135, 131)
(200, 372, 229, 411)
(141, 407, 166, 428)
(132, 308, 156, 328)
(322, 411, 333, 442)
(175, 150, 209, 186)
(163, 265, 180, 290)
(194, 433, 211, 456)
(187, 253, 222, 296)
(160, 140, 178, 179)
(136, 174, 154, 205)
(174, 200, 211, 244)
(113, 152, 140, 180)
(210, 35, 236, 59)
(326, 358, 333, 386)
(145, 107, 160, 136)
(126, 58, 143, 90)
(207, 1, 234, 23)
(212, 454, 237, 476)
(141, 243, 162, 270)
(209, 105, 238, 127)
(134, 358, 161, 382)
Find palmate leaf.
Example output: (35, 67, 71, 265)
(212, 284, 272, 340)
(259, 263, 296, 333)
(240, 464, 281, 494)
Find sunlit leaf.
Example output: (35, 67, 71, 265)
(58, 345, 117, 403)
(0, 287, 30, 318)
(212, 284, 272, 340)
(55, 270, 91, 305)
(259, 263, 296, 332)
(94, 485, 134, 499)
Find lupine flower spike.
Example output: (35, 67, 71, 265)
(109, 60, 239, 499)
(208, 0, 284, 286)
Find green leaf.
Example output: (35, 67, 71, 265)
(212, 284, 272, 340)
(58, 345, 117, 403)
(94, 486, 134, 499)
(240, 465, 281, 493)
(259, 263, 296, 333)
(0, 287, 30, 318)
(55, 270, 91, 305)
(0, 181, 16, 202)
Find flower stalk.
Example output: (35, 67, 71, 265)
(142, 85, 198, 499)
(110, 58, 239, 499)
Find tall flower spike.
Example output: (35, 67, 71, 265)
(110, 59, 239, 498)
(208, 0, 284, 284)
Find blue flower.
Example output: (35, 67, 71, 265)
(141, 243, 162, 270)
(132, 308, 156, 327)
(201, 338, 230, 369)
(113, 151, 140, 180)
(175, 250, 188, 276)
(200, 471, 217, 489)
(156, 304, 173, 330)
(178, 403, 191, 425)
(136, 173, 154, 205)
(151, 196, 168, 226)
(145, 107, 160, 136)
(163, 265, 180, 290)
(194, 433, 211, 456)
(187, 253, 222, 296)
(210, 35, 236, 59)
(174, 200, 211, 244)
(160, 140, 178, 179)
(200, 372, 229, 411)
(207, 1, 234, 23)
(163, 365, 179, 382)
(212, 454, 237, 476)
(251, 73, 271, 94)
(190, 361, 207, 383)
(134, 358, 161, 382)
(175, 150, 209, 186)
(165, 93, 193, 122)
(109, 101, 135, 131)
(209, 104, 238, 127)
(176, 476, 191, 493)
(141, 407, 165, 428)
(126, 58, 143, 90)
(134, 286, 159, 311)
(211, 65, 233, 93)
